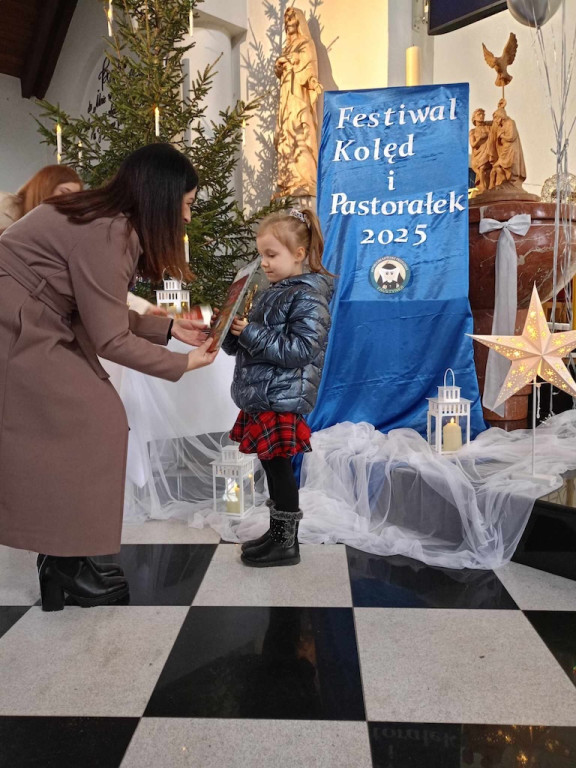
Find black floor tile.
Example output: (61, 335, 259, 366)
(0, 607, 29, 641)
(525, 610, 576, 689)
(347, 547, 518, 609)
(144, 606, 366, 720)
(0, 716, 138, 768)
(369, 722, 461, 768)
(369, 722, 576, 768)
(93, 544, 216, 606)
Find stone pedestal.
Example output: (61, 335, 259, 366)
(469, 200, 576, 421)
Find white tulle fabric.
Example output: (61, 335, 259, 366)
(116, 343, 576, 569)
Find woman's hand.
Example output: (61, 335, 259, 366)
(230, 316, 248, 336)
(171, 318, 209, 347)
(186, 337, 218, 371)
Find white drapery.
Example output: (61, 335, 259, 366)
(118, 342, 576, 568)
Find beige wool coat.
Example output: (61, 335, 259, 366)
(0, 204, 189, 556)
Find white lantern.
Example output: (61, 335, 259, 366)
(426, 369, 471, 454)
(211, 445, 256, 516)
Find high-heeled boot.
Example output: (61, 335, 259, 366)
(38, 555, 129, 612)
(241, 508, 302, 567)
(36, 554, 124, 578)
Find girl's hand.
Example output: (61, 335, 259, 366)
(230, 316, 248, 336)
(186, 337, 218, 371)
(172, 318, 209, 347)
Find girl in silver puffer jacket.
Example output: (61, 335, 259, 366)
(223, 208, 334, 568)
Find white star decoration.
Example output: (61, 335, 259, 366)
(469, 285, 576, 409)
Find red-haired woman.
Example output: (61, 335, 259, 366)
(0, 164, 83, 233)
(0, 143, 216, 611)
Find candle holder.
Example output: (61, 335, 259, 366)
(426, 369, 471, 454)
(211, 445, 256, 517)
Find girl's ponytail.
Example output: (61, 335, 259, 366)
(300, 209, 333, 276)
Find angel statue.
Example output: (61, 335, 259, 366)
(482, 33, 518, 87)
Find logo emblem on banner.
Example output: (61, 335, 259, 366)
(370, 256, 411, 294)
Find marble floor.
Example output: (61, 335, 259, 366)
(1, 519, 576, 767)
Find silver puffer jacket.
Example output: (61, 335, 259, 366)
(222, 272, 334, 414)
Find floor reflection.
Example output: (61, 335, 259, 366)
(368, 722, 576, 768)
(93, 544, 216, 605)
(347, 547, 517, 609)
(145, 606, 366, 720)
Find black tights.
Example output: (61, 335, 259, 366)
(261, 456, 299, 512)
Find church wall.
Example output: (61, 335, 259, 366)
(0, 0, 246, 192)
(433, 5, 576, 197)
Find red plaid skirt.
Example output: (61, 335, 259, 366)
(230, 410, 312, 459)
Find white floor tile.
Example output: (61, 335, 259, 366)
(193, 543, 352, 607)
(0, 606, 188, 717)
(495, 562, 576, 611)
(355, 608, 576, 725)
(121, 519, 220, 544)
(121, 719, 372, 768)
(0, 546, 39, 605)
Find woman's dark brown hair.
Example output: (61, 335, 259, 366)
(49, 143, 198, 281)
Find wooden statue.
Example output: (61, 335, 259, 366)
(274, 7, 323, 199)
(469, 108, 492, 193)
(470, 34, 538, 203)
(482, 33, 518, 87)
(488, 106, 527, 188)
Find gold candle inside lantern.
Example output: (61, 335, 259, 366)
(406, 46, 421, 86)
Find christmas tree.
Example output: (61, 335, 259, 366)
(35, 0, 282, 306)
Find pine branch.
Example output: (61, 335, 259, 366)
(35, 0, 284, 306)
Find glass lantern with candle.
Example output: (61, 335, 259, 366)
(211, 444, 256, 516)
(426, 369, 471, 454)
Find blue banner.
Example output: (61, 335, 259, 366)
(310, 83, 485, 436)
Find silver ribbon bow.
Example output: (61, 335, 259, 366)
(478, 213, 531, 416)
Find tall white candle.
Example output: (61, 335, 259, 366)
(56, 123, 62, 160)
(184, 234, 190, 263)
(189, 3, 194, 35)
(107, 1, 113, 35)
(154, 106, 160, 137)
(406, 45, 421, 87)
(77, 141, 83, 164)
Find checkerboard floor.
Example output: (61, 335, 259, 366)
(1, 519, 576, 767)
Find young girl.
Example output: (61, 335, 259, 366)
(222, 208, 334, 567)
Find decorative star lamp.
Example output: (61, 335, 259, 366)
(469, 284, 576, 478)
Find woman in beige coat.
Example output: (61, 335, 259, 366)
(0, 143, 217, 611)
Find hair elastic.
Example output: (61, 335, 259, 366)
(289, 208, 310, 228)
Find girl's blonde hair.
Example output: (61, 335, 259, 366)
(257, 208, 333, 276)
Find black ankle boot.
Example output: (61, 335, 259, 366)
(241, 509, 302, 568)
(38, 556, 129, 612)
(36, 554, 124, 578)
(241, 499, 275, 552)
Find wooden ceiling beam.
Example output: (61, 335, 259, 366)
(20, 0, 77, 99)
